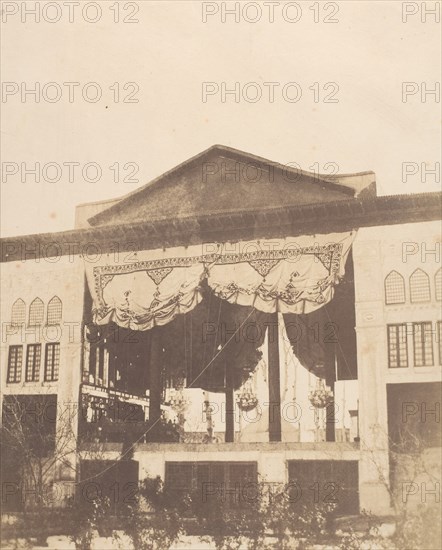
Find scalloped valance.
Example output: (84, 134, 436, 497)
(85, 231, 355, 331)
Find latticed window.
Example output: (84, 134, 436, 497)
(26, 344, 41, 382)
(384, 271, 405, 305)
(47, 296, 62, 325)
(45, 343, 60, 382)
(387, 324, 408, 368)
(7, 345, 23, 383)
(410, 269, 431, 303)
(413, 322, 434, 367)
(29, 298, 44, 326)
(435, 268, 442, 301)
(11, 299, 26, 326)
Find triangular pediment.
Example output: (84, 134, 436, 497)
(84, 145, 375, 228)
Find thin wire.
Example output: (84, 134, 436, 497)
(74, 413, 164, 485)
(213, 298, 223, 358)
(78, 305, 256, 483)
(188, 307, 256, 389)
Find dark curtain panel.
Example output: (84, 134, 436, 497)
(162, 284, 269, 392)
(283, 252, 357, 381)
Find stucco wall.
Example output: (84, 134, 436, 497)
(353, 220, 441, 515)
(1, 254, 86, 490)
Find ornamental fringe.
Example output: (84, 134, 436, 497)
(85, 232, 356, 331)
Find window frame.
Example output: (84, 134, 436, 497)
(412, 321, 434, 367)
(28, 297, 44, 327)
(387, 323, 408, 368)
(409, 269, 431, 304)
(25, 344, 42, 382)
(44, 342, 60, 382)
(7, 345, 23, 383)
(384, 271, 406, 305)
(11, 299, 26, 326)
(47, 296, 62, 326)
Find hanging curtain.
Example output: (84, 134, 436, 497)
(283, 250, 358, 380)
(162, 284, 269, 393)
(85, 232, 355, 331)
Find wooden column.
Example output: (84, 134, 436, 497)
(268, 312, 282, 442)
(325, 323, 336, 442)
(148, 327, 163, 442)
(225, 360, 235, 442)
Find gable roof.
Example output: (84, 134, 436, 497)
(85, 145, 376, 227)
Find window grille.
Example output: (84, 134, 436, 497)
(29, 298, 44, 326)
(413, 322, 434, 366)
(26, 344, 41, 382)
(387, 324, 408, 368)
(11, 299, 26, 326)
(7, 345, 23, 383)
(385, 271, 406, 305)
(47, 296, 62, 325)
(44, 343, 60, 382)
(410, 269, 431, 303)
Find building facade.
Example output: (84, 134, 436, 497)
(1, 145, 440, 516)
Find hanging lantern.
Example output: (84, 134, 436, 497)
(166, 389, 189, 412)
(236, 391, 258, 411)
(308, 379, 333, 409)
(236, 376, 258, 411)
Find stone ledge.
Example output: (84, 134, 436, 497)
(79, 441, 360, 454)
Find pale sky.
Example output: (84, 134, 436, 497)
(1, 0, 441, 237)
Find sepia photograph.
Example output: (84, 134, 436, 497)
(0, 1, 441, 549)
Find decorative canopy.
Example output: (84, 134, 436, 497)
(85, 231, 355, 331)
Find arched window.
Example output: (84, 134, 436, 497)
(11, 299, 26, 326)
(435, 268, 442, 302)
(410, 269, 431, 303)
(385, 271, 405, 305)
(29, 298, 44, 326)
(47, 296, 62, 325)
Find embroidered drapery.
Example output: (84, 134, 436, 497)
(85, 232, 355, 331)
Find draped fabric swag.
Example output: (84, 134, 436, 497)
(85, 232, 355, 331)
